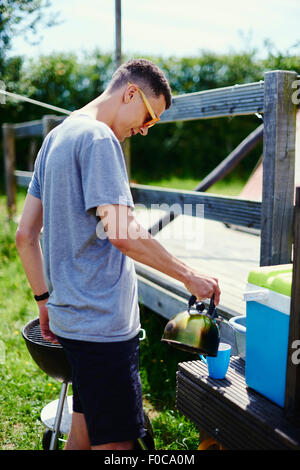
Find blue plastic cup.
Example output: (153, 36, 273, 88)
(200, 342, 231, 379)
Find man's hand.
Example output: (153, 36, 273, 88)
(184, 271, 221, 306)
(38, 300, 59, 344)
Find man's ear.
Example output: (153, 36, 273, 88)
(124, 83, 136, 104)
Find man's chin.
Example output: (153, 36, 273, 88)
(119, 133, 132, 143)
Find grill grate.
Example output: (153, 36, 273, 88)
(23, 319, 62, 349)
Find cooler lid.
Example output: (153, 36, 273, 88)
(248, 264, 292, 296)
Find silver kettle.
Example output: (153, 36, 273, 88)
(161, 295, 220, 356)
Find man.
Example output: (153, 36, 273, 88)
(16, 59, 220, 450)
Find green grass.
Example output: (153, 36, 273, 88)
(0, 191, 63, 450)
(0, 187, 202, 450)
(1, 177, 242, 450)
(139, 305, 201, 450)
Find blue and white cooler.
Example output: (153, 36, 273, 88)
(244, 264, 292, 407)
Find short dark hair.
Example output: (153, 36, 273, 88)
(108, 59, 172, 109)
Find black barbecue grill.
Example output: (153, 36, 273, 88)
(22, 318, 72, 382)
(22, 318, 155, 450)
(22, 318, 72, 450)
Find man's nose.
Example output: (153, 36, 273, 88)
(138, 127, 149, 136)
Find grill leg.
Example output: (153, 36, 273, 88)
(49, 381, 70, 450)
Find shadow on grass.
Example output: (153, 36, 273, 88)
(139, 305, 195, 411)
(139, 305, 202, 450)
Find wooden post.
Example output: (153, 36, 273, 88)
(42, 115, 60, 138)
(115, 0, 131, 179)
(28, 138, 38, 171)
(260, 70, 297, 266)
(115, 0, 122, 70)
(284, 186, 300, 424)
(3, 124, 16, 217)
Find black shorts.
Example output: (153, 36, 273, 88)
(57, 334, 145, 446)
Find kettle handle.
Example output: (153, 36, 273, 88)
(188, 294, 217, 319)
(207, 294, 218, 320)
(188, 295, 197, 312)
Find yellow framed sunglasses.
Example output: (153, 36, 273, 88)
(127, 82, 160, 128)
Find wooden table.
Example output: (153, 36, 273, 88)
(176, 357, 300, 450)
(135, 208, 260, 319)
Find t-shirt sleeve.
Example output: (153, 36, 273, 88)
(27, 153, 41, 200)
(80, 135, 134, 212)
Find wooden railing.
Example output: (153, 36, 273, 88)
(160, 80, 264, 122)
(2, 70, 299, 267)
(131, 183, 261, 229)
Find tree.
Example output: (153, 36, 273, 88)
(0, 0, 59, 69)
(1, 41, 300, 185)
(0, 1, 61, 185)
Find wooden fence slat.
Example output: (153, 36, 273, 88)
(3, 124, 16, 216)
(260, 70, 297, 266)
(13, 120, 43, 138)
(14, 170, 33, 188)
(13, 116, 65, 138)
(131, 183, 261, 229)
(160, 81, 264, 122)
(15, 178, 263, 229)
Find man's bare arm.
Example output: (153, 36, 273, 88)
(97, 204, 221, 304)
(16, 194, 57, 343)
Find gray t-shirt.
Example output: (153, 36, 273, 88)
(28, 115, 140, 342)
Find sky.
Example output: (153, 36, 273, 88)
(8, 0, 300, 61)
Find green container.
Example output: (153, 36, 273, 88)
(247, 264, 292, 296)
